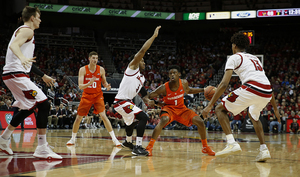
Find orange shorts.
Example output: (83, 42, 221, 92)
(77, 92, 105, 116)
(160, 106, 198, 127)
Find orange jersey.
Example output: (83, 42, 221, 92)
(163, 79, 185, 108)
(83, 65, 102, 94)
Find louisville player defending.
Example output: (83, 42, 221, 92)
(145, 65, 215, 156)
(0, 6, 61, 159)
(113, 26, 160, 156)
(66, 51, 121, 147)
(202, 33, 280, 162)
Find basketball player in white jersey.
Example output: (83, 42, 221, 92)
(202, 33, 280, 162)
(66, 51, 121, 147)
(113, 26, 161, 156)
(0, 6, 62, 159)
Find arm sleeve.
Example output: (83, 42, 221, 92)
(139, 86, 147, 98)
(30, 64, 45, 77)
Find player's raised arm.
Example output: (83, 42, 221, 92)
(100, 66, 111, 91)
(128, 26, 161, 70)
(182, 79, 204, 94)
(78, 67, 95, 90)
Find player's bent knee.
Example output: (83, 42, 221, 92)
(36, 100, 50, 128)
(160, 116, 170, 125)
(136, 111, 149, 122)
(215, 103, 227, 115)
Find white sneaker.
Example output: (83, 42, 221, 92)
(33, 143, 62, 159)
(113, 139, 122, 147)
(215, 142, 242, 157)
(66, 138, 75, 146)
(256, 147, 271, 162)
(0, 136, 13, 155)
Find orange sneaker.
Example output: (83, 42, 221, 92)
(202, 146, 215, 156)
(146, 146, 153, 156)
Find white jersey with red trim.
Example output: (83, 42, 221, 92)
(225, 52, 270, 85)
(115, 66, 145, 100)
(3, 25, 35, 74)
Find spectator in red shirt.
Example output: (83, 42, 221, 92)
(230, 113, 242, 132)
(288, 111, 300, 119)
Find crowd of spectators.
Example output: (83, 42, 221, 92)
(1, 24, 300, 133)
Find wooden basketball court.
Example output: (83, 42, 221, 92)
(0, 128, 299, 177)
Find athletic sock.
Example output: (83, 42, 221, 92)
(72, 132, 77, 140)
(1, 128, 14, 140)
(147, 138, 156, 148)
(37, 134, 47, 146)
(109, 131, 117, 140)
(226, 134, 235, 144)
(136, 137, 142, 146)
(202, 139, 208, 147)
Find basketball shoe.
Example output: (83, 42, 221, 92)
(66, 138, 75, 146)
(113, 139, 122, 147)
(215, 142, 242, 157)
(121, 140, 134, 150)
(0, 136, 13, 155)
(256, 147, 271, 162)
(33, 143, 62, 159)
(145, 145, 153, 156)
(202, 146, 215, 156)
(132, 145, 149, 156)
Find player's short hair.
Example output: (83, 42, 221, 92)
(89, 51, 98, 58)
(230, 32, 250, 50)
(168, 65, 181, 73)
(22, 6, 41, 22)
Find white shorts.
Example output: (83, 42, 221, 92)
(3, 74, 47, 110)
(113, 100, 142, 126)
(221, 87, 271, 121)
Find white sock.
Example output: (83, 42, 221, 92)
(38, 134, 47, 146)
(126, 136, 132, 143)
(109, 131, 117, 140)
(136, 137, 142, 146)
(1, 128, 14, 140)
(72, 132, 77, 140)
(260, 144, 267, 151)
(226, 134, 235, 144)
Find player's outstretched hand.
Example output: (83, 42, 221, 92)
(106, 83, 111, 91)
(202, 105, 213, 119)
(153, 26, 161, 38)
(21, 57, 36, 70)
(42, 74, 56, 87)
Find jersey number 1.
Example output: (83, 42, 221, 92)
(174, 100, 177, 106)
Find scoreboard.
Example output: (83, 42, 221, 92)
(257, 8, 300, 17)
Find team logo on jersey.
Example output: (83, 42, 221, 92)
(227, 92, 239, 102)
(123, 105, 134, 114)
(23, 90, 38, 99)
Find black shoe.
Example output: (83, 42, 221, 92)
(121, 140, 134, 150)
(132, 145, 149, 156)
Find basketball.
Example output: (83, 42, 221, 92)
(204, 86, 216, 101)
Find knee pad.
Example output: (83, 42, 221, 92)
(10, 109, 34, 127)
(36, 100, 50, 128)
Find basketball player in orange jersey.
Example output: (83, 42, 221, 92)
(66, 51, 121, 146)
(145, 65, 215, 156)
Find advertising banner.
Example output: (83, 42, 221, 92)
(183, 12, 206, 20)
(231, 10, 256, 19)
(0, 111, 36, 129)
(206, 11, 230, 20)
(257, 8, 300, 17)
(29, 3, 175, 20)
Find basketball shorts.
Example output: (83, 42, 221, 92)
(77, 92, 105, 116)
(2, 74, 47, 110)
(221, 87, 271, 121)
(113, 100, 142, 126)
(161, 106, 198, 127)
